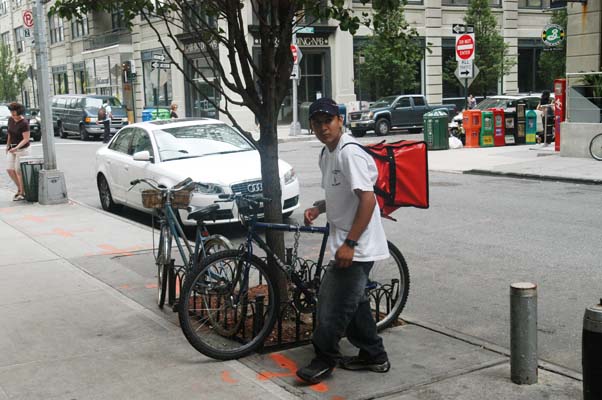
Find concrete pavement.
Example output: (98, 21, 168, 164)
(1, 136, 597, 399)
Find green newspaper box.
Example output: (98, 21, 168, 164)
(525, 109, 537, 144)
(480, 111, 494, 147)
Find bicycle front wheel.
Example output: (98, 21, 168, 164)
(203, 234, 234, 256)
(178, 249, 280, 360)
(589, 133, 602, 161)
(368, 241, 410, 331)
(156, 224, 172, 308)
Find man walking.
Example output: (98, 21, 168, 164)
(98, 100, 113, 143)
(296, 98, 390, 384)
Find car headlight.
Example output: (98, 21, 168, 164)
(361, 111, 373, 119)
(84, 117, 97, 123)
(284, 168, 297, 185)
(194, 182, 223, 194)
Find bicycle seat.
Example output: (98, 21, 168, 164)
(187, 204, 220, 222)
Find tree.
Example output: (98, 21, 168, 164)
(0, 44, 27, 102)
(538, 8, 567, 86)
(442, 0, 515, 97)
(50, 0, 394, 297)
(355, 1, 423, 100)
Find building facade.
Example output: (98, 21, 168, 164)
(1, 0, 553, 132)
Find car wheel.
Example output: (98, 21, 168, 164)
(59, 123, 67, 139)
(351, 129, 366, 138)
(97, 174, 122, 212)
(79, 125, 89, 141)
(375, 118, 390, 136)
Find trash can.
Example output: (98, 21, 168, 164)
(142, 107, 171, 121)
(20, 157, 44, 202)
(423, 109, 449, 150)
(525, 109, 537, 144)
(463, 110, 482, 148)
(299, 102, 312, 130)
(480, 111, 494, 147)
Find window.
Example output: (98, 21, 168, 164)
(396, 98, 411, 108)
(112, 9, 125, 29)
(73, 62, 87, 93)
(142, 50, 172, 107)
(14, 27, 24, 53)
(15, 0, 23, 7)
(0, 0, 8, 15)
(519, 0, 548, 8)
(109, 129, 134, 153)
(52, 66, 68, 94)
(413, 97, 425, 106)
(71, 15, 89, 38)
(1, 31, 10, 47)
(442, 0, 500, 5)
(49, 14, 64, 44)
(130, 129, 154, 157)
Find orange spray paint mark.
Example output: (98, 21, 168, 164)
(331, 396, 346, 400)
(0, 208, 15, 213)
(221, 370, 238, 384)
(145, 283, 158, 289)
(118, 284, 131, 289)
(22, 215, 47, 223)
(85, 244, 145, 257)
(257, 353, 330, 393)
(52, 228, 74, 238)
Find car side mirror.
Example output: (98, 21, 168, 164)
(133, 150, 153, 162)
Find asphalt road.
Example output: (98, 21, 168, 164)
(1, 134, 600, 373)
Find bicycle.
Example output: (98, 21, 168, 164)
(129, 177, 233, 309)
(178, 193, 410, 360)
(589, 133, 602, 161)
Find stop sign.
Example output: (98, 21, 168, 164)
(456, 33, 475, 61)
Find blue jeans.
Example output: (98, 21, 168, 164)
(312, 261, 388, 367)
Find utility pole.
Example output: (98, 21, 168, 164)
(32, 0, 68, 204)
(289, 32, 301, 136)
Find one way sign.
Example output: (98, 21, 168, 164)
(458, 60, 473, 78)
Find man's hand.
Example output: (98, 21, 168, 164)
(303, 206, 320, 226)
(334, 243, 354, 268)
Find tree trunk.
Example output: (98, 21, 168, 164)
(258, 118, 288, 303)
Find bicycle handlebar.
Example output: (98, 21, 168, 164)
(129, 177, 195, 192)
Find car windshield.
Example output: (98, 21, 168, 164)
(86, 98, 122, 109)
(371, 96, 398, 108)
(0, 106, 10, 118)
(154, 123, 255, 161)
(476, 98, 513, 110)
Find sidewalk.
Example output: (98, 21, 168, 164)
(0, 136, 591, 399)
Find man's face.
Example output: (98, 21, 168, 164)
(310, 113, 343, 148)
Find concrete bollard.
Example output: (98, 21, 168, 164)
(510, 282, 538, 385)
(583, 299, 602, 400)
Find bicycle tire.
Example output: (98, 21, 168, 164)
(178, 249, 280, 360)
(589, 133, 602, 161)
(203, 234, 234, 256)
(369, 241, 410, 331)
(156, 224, 171, 308)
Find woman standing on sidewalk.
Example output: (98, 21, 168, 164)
(5, 102, 30, 201)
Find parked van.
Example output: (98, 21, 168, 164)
(51, 95, 128, 141)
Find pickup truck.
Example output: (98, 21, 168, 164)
(348, 95, 457, 137)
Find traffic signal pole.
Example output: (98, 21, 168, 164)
(32, 0, 68, 204)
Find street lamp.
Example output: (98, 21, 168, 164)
(358, 54, 365, 110)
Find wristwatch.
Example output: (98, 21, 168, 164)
(344, 238, 358, 248)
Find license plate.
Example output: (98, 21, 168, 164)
(351, 122, 357, 127)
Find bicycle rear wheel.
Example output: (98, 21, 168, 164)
(203, 234, 234, 256)
(156, 224, 172, 308)
(178, 249, 280, 360)
(368, 241, 410, 331)
(589, 133, 602, 161)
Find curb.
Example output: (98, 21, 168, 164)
(464, 169, 602, 185)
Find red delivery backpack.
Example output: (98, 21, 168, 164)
(341, 140, 429, 218)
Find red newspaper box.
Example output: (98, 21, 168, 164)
(554, 78, 566, 152)
(489, 108, 506, 147)
(463, 110, 482, 148)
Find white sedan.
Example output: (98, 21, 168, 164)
(95, 119, 300, 225)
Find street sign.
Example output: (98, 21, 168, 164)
(151, 61, 171, 69)
(458, 59, 473, 78)
(23, 10, 34, 28)
(296, 27, 314, 34)
(455, 64, 480, 88)
(23, 28, 31, 38)
(290, 44, 302, 65)
(152, 54, 166, 62)
(290, 64, 299, 80)
(452, 24, 474, 34)
(456, 33, 475, 61)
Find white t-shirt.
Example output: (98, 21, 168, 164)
(319, 134, 389, 262)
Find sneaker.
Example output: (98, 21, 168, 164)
(339, 356, 391, 373)
(296, 358, 334, 384)
(13, 194, 25, 201)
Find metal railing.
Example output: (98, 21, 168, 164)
(566, 71, 602, 124)
(83, 28, 131, 51)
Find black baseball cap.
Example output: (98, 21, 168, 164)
(309, 97, 340, 119)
